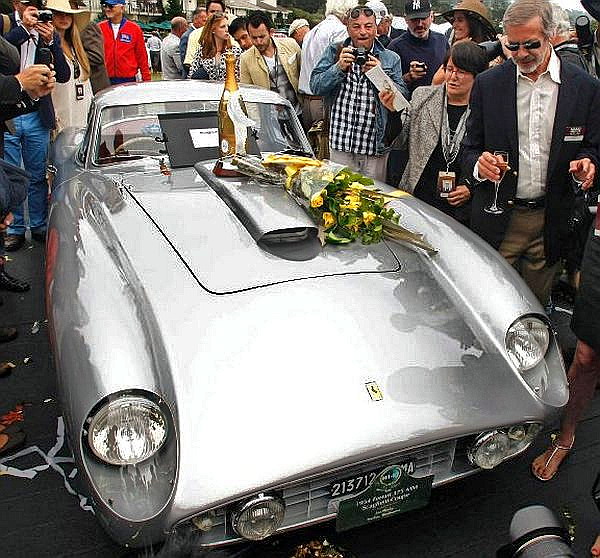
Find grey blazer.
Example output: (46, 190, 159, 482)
(399, 84, 445, 193)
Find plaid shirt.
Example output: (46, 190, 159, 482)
(329, 63, 377, 155)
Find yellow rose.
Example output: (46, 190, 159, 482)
(362, 211, 376, 225)
(349, 181, 364, 190)
(311, 194, 324, 208)
(341, 193, 361, 210)
(323, 212, 336, 229)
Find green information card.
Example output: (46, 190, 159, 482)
(336, 465, 433, 532)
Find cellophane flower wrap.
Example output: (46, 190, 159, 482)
(286, 162, 400, 245)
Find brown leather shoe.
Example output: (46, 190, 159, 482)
(4, 234, 25, 252)
(0, 327, 18, 343)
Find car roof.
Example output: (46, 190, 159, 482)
(93, 80, 291, 111)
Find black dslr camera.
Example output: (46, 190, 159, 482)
(352, 47, 367, 66)
(36, 9, 54, 22)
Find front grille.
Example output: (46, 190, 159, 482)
(172, 437, 479, 548)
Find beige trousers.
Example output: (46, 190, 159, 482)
(498, 207, 560, 305)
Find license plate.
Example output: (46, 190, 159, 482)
(329, 460, 415, 499)
(335, 463, 433, 532)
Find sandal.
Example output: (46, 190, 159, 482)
(531, 436, 574, 482)
(0, 430, 25, 457)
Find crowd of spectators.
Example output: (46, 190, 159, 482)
(2, 1, 600, 550)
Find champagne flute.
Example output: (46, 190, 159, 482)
(484, 151, 509, 215)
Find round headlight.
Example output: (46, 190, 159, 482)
(231, 494, 285, 541)
(468, 430, 510, 469)
(88, 395, 167, 465)
(506, 316, 550, 371)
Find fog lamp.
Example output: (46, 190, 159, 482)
(231, 494, 285, 541)
(468, 430, 510, 469)
(192, 511, 216, 532)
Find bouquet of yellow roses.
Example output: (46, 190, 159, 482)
(284, 162, 400, 245)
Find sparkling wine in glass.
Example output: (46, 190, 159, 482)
(485, 151, 509, 215)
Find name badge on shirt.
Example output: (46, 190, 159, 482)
(564, 126, 585, 142)
(119, 33, 132, 43)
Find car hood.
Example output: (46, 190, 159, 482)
(124, 166, 400, 294)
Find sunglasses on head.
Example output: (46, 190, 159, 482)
(349, 6, 374, 19)
(505, 39, 542, 51)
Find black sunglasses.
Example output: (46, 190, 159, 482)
(72, 56, 80, 79)
(349, 6, 374, 19)
(505, 39, 542, 51)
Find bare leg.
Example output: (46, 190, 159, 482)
(531, 340, 600, 480)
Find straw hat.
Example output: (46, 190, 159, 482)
(45, 0, 90, 29)
(441, 0, 495, 40)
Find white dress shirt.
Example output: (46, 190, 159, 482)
(298, 14, 347, 95)
(16, 11, 38, 71)
(473, 49, 561, 199)
(515, 48, 560, 199)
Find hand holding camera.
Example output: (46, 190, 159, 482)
(338, 46, 357, 72)
(406, 60, 427, 82)
(34, 12, 55, 44)
(16, 64, 56, 99)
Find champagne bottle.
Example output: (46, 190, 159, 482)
(218, 50, 241, 159)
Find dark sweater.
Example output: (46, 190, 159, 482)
(387, 30, 448, 93)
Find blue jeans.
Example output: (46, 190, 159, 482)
(3, 112, 50, 236)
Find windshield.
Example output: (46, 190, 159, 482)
(94, 100, 311, 167)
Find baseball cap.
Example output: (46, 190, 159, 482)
(102, 0, 125, 6)
(288, 18, 309, 36)
(404, 0, 431, 19)
(365, 0, 389, 24)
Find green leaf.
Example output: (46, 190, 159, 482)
(326, 231, 353, 244)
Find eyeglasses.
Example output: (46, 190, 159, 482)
(348, 6, 374, 19)
(505, 39, 542, 51)
(444, 65, 469, 78)
(72, 56, 80, 79)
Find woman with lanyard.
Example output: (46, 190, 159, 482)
(384, 41, 487, 226)
(188, 13, 242, 81)
(47, 0, 93, 132)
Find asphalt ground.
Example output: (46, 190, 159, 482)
(1, 237, 599, 558)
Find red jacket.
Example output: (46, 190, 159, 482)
(99, 18, 151, 82)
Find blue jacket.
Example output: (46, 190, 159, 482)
(310, 37, 408, 155)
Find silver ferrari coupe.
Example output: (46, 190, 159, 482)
(46, 81, 568, 550)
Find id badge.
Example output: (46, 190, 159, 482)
(438, 171, 456, 198)
(75, 83, 84, 100)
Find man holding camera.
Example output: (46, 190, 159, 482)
(387, 0, 448, 94)
(1, 0, 69, 254)
(310, 5, 408, 182)
(1, 33, 55, 317)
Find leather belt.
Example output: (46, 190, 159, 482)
(301, 94, 323, 100)
(511, 196, 546, 209)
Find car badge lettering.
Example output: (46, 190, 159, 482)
(365, 381, 383, 401)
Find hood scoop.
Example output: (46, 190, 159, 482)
(195, 164, 320, 261)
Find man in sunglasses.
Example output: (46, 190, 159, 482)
(310, 5, 409, 182)
(463, 0, 600, 306)
(98, 0, 150, 84)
